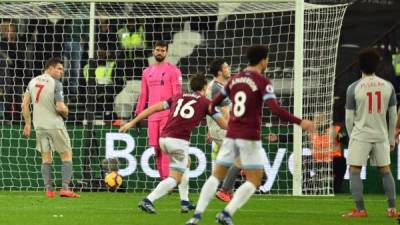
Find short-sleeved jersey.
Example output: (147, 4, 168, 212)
(161, 93, 220, 141)
(346, 75, 397, 142)
(221, 70, 276, 140)
(26, 74, 65, 129)
(206, 79, 230, 134)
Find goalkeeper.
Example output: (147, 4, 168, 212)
(206, 58, 241, 202)
(135, 40, 182, 180)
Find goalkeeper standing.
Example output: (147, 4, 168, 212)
(21, 58, 79, 198)
(135, 41, 182, 180)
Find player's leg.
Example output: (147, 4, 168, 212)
(216, 139, 264, 225)
(343, 139, 371, 218)
(149, 120, 170, 180)
(41, 151, 54, 197)
(372, 142, 397, 217)
(186, 138, 235, 225)
(159, 118, 170, 179)
(139, 137, 188, 214)
(54, 128, 79, 198)
(179, 157, 196, 213)
(210, 141, 219, 172)
(36, 130, 55, 197)
(216, 159, 241, 202)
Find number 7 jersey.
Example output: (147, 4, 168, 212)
(161, 93, 221, 141)
(26, 74, 66, 129)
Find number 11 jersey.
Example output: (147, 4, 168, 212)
(346, 75, 397, 143)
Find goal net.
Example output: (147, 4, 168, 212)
(0, 1, 347, 195)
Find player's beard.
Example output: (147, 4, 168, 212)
(154, 55, 166, 62)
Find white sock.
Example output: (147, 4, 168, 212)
(178, 169, 189, 201)
(225, 181, 256, 216)
(147, 177, 177, 203)
(195, 175, 220, 214)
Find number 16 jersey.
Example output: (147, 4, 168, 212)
(26, 74, 65, 130)
(161, 93, 221, 141)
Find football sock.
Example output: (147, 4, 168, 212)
(221, 165, 241, 192)
(178, 169, 189, 201)
(195, 175, 220, 214)
(382, 171, 396, 208)
(225, 181, 256, 216)
(350, 170, 365, 211)
(41, 163, 53, 191)
(147, 177, 177, 203)
(61, 160, 73, 190)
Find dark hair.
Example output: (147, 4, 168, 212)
(209, 58, 226, 77)
(358, 48, 380, 74)
(44, 58, 63, 70)
(154, 40, 169, 50)
(190, 73, 208, 92)
(246, 45, 269, 66)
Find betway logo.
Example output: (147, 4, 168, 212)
(106, 133, 394, 192)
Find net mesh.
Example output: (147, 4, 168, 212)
(0, 1, 347, 195)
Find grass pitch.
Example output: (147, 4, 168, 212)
(0, 191, 398, 225)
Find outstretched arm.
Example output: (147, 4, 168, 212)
(21, 92, 32, 137)
(265, 99, 314, 132)
(120, 101, 166, 133)
(135, 73, 148, 115)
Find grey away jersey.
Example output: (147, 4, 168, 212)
(346, 75, 397, 142)
(26, 74, 65, 129)
(206, 80, 230, 137)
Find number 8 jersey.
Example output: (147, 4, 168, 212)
(214, 70, 301, 140)
(161, 93, 221, 141)
(26, 74, 65, 129)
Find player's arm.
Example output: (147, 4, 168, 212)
(171, 67, 182, 95)
(388, 106, 397, 148)
(265, 99, 314, 132)
(21, 92, 32, 137)
(345, 83, 356, 137)
(56, 101, 68, 119)
(120, 100, 167, 133)
(54, 80, 68, 119)
(211, 112, 228, 130)
(210, 86, 230, 113)
(395, 109, 400, 143)
(388, 86, 397, 148)
(261, 81, 313, 132)
(135, 71, 148, 115)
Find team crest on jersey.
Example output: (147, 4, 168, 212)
(266, 84, 274, 93)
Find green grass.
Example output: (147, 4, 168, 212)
(0, 191, 398, 225)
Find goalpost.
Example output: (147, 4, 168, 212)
(0, 0, 348, 195)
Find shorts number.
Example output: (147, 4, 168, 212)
(173, 99, 196, 119)
(233, 91, 246, 117)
